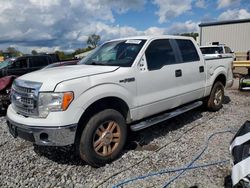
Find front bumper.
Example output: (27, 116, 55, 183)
(6, 117, 77, 146)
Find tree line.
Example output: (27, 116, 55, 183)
(0, 34, 101, 60)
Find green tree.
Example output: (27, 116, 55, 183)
(6, 47, 22, 57)
(87, 34, 100, 48)
(31, 50, 38, 55)
(179, 32, 199, 40)
(55, 51, 66, 60)
(73, 46, 94, 56)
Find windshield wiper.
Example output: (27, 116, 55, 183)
(89, 61, 106, 66)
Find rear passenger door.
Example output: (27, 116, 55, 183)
(135, 39, 205, 119)
(173, 39, 206, 103)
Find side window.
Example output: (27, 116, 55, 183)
(47, 56, 53, 64)
(11, 58, 28, 69)
(145, 39, 176, 70)
(225, 46, 232, 53)
(176, 40, 200, 62)
(31, 56, 49, 67)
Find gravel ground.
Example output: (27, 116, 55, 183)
(0, 80, 250, 188)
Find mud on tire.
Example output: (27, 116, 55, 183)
(206, 81, 225, 111)
(78, 109, 127, 167)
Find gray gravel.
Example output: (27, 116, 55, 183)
(0, 83, 250, 188)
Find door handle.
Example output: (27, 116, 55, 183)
(199, 66, 204, 73)
(175, 69, 182, 77)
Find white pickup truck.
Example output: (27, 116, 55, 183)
(7, 35, 233, 167)
(200, 44, 235, 59)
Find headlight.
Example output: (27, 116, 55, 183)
(38, 92, 74, 118)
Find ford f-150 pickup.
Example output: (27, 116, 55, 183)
(6, 35, 233, 167)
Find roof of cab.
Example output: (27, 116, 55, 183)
(107, 35, 194, 42)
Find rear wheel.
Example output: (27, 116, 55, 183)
(206, 81, 224, 111)
(78, 109, 127, 167)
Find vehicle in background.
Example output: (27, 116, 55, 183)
(0, 55, 57, 78)
(0, 55, 55, 113)
(43, 59, 79, 69)
(43, 53, 60, 62)
(200, 44, 235, 60)
(7, 35, 233, 167)
(0, 55, 78, 113)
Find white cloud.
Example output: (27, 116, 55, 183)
(144, 27, 166, 35)
(195, 0, 206, 8)
(29, 0, 61, 8)
(0, 0, 200, 54)
(35, 46, 62, 53)
(167, 20, 199, 34)
(0, 0, 145, 53)
(87, 22, 143, 40)
(217, 0, 241, 9)
(153, 0, 192, 23)
(218, 9, 250, 20)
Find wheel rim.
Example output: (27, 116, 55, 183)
(93, 121, 121, 157)
(214, 87, 223, 106)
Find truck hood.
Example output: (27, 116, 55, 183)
(19, 65, 119, 90)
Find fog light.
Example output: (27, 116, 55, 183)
(40, 133, 48, 141)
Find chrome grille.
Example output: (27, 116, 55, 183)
(11, 80, 42, 117)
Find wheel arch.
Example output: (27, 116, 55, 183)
(213, 74, 226, 87)
(75, 96, 131, 144)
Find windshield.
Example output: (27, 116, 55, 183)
(79, 39, 146, 67)
(200, 47, 223, 54)
(0, 60, 12, 69)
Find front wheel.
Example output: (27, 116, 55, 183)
(206, 81, 225, 111)
(78, 109, 127, 167)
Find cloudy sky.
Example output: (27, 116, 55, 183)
(0, 0, 250, 53)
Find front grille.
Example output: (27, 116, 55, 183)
(11, 80, 42, 117)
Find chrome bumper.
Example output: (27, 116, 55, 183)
(6, 117, 77, 146)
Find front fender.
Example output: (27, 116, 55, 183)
(69, 83, 135, 122)
(75, 83, 134, 109)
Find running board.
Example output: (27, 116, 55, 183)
(130, 101, 203, 131)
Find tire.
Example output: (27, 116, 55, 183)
(78, 109, 127, 167)
(206, 81, 224, 111)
